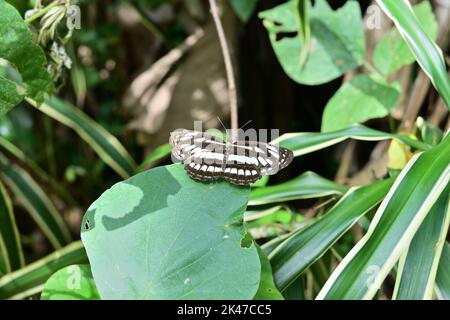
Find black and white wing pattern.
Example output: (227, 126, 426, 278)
(169, 129, 293, 185)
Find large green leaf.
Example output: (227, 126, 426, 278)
(393, 187, 449, 299)
(269, 177, 394, 291)
(435, 242, 450, 300)
(0, 180, 24, 272)
(0, 0, 54, 114)
(321, 74, 401, 132)
(0, 241, 88, 299)
(259, 0, 364, 85)
(81, 164, 260, 299)
(26, 96, 137, 179)
(376, 0, 450, 108)
(228, 0, 259, 22)
(41, 264, 100, 300)
(248, 171, 347, 206)
(317, 134, 450, 299)
(373, 1, 437, 76)
(0, 154, 71, 249)
(253, 246, 284, 300)
(274, 124, 431, 157)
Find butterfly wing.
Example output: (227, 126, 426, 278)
(169, 129, 225, 162)
(231, 141, 293, 176)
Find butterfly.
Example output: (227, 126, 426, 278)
(169, 129, 293, 185)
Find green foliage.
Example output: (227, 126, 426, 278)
(0, 0, 54, 115)
(393, 187, 449, 299)
(373, 1, 437, 76)
(41, 265, 100, 300)
(318, 135, 450, 299)
(249, 171, 347, 206)
(254, 246, 284, 300)
(259, 0, 365, 85)
(0, 180, 24, 272)
(0, 241, 88, 299)
(81, 164, 260, 299)
(376, 0, 450, 108)
(269, 177, 394, 291)
(321, 75, 400, 132)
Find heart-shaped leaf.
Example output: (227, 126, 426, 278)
(81, 164, 260, 299)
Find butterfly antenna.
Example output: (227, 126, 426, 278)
(239, 119, 253, 130)
(217, 116, 228, 131)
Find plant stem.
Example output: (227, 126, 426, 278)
(208, 0, 238, 142)
(25, 1, 62, 24)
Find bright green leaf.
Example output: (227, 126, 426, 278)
(81, 164, 260, 299)
(41, 264, 100, 300)
(321, 74, 401, 132)
(253, 245, 284, 300)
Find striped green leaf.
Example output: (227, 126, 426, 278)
(26, 96, 137, 179)
(274, 124, 431, 157)
(393, 187, 450, 299)
(376, 0, 450, 108)
(317, 134, 450, 299)
(435, 242, 450, 300)
(0, 154, 71, 249)
(0, 180, 24, 272)
(249, 171, 348, 206)
(270, 177, 394, 291)
(0, 241, 88, 299)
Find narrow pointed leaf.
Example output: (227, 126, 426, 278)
(249, 171, 347, 206)
(274, 124, 431, 157)
(253, 246, 284, 300)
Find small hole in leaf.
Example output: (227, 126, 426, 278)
(276, 32, 297, 42)
(85, 219, 90, 230)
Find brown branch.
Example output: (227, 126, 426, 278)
(208, 0, 238, 142)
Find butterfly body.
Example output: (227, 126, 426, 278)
(170, 129, 293, 185)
